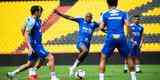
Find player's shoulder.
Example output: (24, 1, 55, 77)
(75, 16, 84, 19)
(26, 16, 35, 23)
(101, 10, 110, 16)
(101, 9, 127, 15)
(139, 24, 144, 29)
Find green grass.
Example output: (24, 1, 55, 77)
(0, 65, 160, 80)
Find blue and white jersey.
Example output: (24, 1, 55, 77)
(129, 23, 144, 46)
(101, 8, 128, 34)
(75, 17, 99, 43)
(24, 16, 42, 44)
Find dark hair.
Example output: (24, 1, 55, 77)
(133, 15, 140, 18)
(132, 15, 141, 20)
(30, 5, 43, 15)
(107, 0, 118, 7)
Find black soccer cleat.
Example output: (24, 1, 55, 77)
(123, 70, 128, 73)
(136, 70, 142, 73)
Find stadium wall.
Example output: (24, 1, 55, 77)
(0, 52, 160, 66)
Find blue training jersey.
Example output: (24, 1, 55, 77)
(101, 8, 128, 34)
(75, 17, 99, 43)
(24, 16, 42, 44)
(130, 23, 144, 45)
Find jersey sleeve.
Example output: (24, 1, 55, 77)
(100, 13, 105, 22)
(75, 16, 83, 23)
(24, 17, 35, 32)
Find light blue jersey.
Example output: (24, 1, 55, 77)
(24, 16, 47, 61)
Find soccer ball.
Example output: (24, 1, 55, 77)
(74, 69, 86, 80)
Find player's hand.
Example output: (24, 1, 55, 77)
(28, 47, 34, 54)
(53, 9, 59, 14)
(133, 41, 138, 47)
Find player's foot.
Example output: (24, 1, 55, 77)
(136, 70, 142, 73)
(69, 67, 75, 77)
(6, 72, 16, 80)
(123, 69, 128, 73)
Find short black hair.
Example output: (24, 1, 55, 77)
(132, 15, 141, 20)
(107, 0, 118, 7)
(30, 5, 43, 15)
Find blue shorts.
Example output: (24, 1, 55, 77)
(101, 34, 129, 58)
(76, 41, 90, 50)
(28, 44, 48, 62)
(128, 41, 141, 57)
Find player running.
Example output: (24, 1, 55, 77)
(99, 0, 137, 80)
(7, 5, 59, 80)
(54, 10, 99, 76)
(124, 15, 144, 73)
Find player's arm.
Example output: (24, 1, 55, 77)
(99, 13, 107, 33)
(139, 29, 144, 48)
(24, 18, 35, 53)
(124, 13, 132, 38)
(99, 21, 107, 33)
(54, 9, 77, 21)
(24, 30, 33, 52)
(21, 26, 25, 36)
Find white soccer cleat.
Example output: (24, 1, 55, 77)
(7, 72, 16, 80)
(69, 67, 75, 77)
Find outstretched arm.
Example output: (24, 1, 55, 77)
(54, 9, 77, 21)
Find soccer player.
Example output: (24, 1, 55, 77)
(124, 15, 144, 73)
(54, 10, 99, 76)
(7, 5, 59, 80)
(99, 0, 137, 80)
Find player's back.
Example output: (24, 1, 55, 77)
(101, 8, 128, 34)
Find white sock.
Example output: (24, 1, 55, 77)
(130, 71, 137, 80)
(135, 65, 140, 72)
(51, 72, 57, 79)
(28, 68, 37, 76)
(71, 59, 80, 69)
(12, 68, 21, 75)
(124, 64, 128, 70)
(99, 73, 104, 80)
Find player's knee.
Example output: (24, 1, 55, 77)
(127, 57, 134, 69)
(26, 61, 34, 67)
(47, 53, 54, 62)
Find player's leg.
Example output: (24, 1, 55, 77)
(28, 59, 45, 80)
(99, 37, 114, 80)
(123, 41, 132, 73)
(69, 42, 89, 76)
(7, 53, 37, 79)
(134, 47, 141, 73)
(46, 53, 59, 80)
(127, 56, 137, 80)
(135, 57, 141, 73)
(35, 45, 59, 80)
(124, 58, 128, 73)
(99, 53, 106, 80)
(119, 38, 137, 80)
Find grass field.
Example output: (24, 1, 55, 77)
(0, 65, 160, 80)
